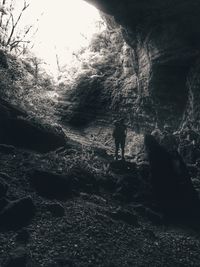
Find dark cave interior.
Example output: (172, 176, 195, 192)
(1, 1, 200, 266)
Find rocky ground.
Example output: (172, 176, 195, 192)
(1, 127, 200, 267)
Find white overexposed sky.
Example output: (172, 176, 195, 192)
(13, 0, 104, 75)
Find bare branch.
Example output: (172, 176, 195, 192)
(6, 0, 30, 46)
(2, 12, 12, 44)
(0, 0, 36, 55)
(10, 40, 30, 51)
(0, 0, 7, 28)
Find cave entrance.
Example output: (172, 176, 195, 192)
(14, 0, 112, 126)
(6, 1, 131, 129)
(25, 0, 106, 77)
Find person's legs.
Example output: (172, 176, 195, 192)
(121, 138, 126, 160)
(115, 140, 119, 160)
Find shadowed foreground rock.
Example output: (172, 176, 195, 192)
(30, 167, 98, 200)
(0, 118, 66, 153)
(0, 98, 26, 119)
(30, 170, 71, 200)
(0, 98, 66, 153)
(0, 196, 35, 230)
(144, 134, 200, 219)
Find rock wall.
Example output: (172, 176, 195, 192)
(85, 0, 200, 131)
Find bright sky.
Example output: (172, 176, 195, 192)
(15, 0, 104, 75)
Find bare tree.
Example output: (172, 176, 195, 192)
(6, 1, 30, 46)
(0, 0, 37, 55)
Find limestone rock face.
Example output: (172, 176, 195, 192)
(85, 0, 200, 129)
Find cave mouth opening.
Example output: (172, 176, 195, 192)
(4, 0, 138, 131)
(1, 0, 114, 125)
(25, 0, 106, 77)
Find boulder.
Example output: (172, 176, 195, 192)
(0, 196, 35, 230)
(0, 118, 66, 153)
(30, 170, 71, 200)
(144, 134, 200, 218)
(30, 167, 98, 200)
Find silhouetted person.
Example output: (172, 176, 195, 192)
(112, 118, 127, 160)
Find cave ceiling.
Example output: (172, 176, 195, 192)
(85, 0, 200, 49)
